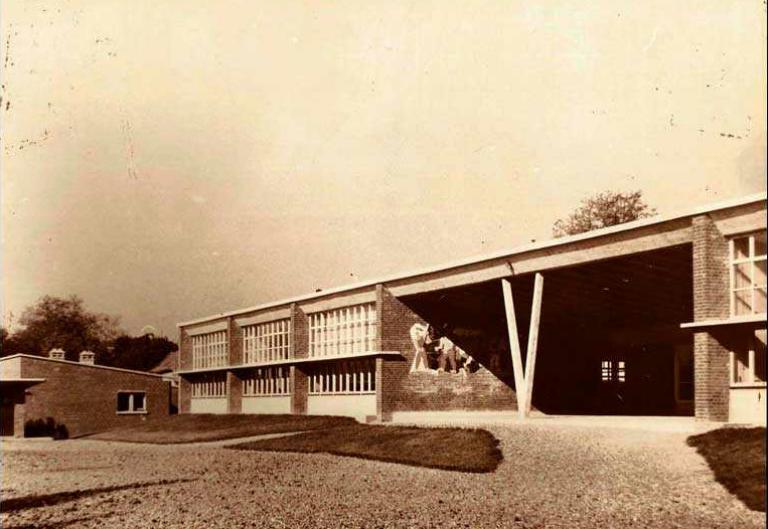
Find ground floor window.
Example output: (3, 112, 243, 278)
(242, 367, 291, 396)
(308, 359, 376, 395)
(600, 359, 626, 383)
(191, 373, 227, 397)
(117, 391, 147, 413)
(731, 330, 766, 386)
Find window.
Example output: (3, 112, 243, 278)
(309, 304, 377, 357)
(730, 231, 767, 316)
(601, 360, 626, 383)
(117, 391, 147, 414)
(242, 367, 291, 396)
(731, 330, 766, 386)
(191, 373, 227, 397)
(308, 360, 376, 395)
(191, 331, 229, 369)
(243, 319, 291, 363)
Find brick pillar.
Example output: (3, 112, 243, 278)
(229, 317, 242, 367)
(179, 378, 191, 414)
(228, 371, 242, 414)
(291, 303, 308, 414)
(178, 328, 193, 371)
(291, 366, 308, 415)
(692, 214, 730, 421)
(227, 317, 242, 414)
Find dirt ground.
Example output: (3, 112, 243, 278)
(1, 424, 763, 529)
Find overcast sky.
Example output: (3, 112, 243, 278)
(2, 0, 766, 338)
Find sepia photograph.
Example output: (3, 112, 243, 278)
(1, 1, 766, 528)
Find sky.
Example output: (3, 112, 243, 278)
(1, 0, 766, 338)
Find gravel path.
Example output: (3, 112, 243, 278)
(2, 424, 763, 529)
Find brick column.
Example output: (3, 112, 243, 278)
(178, 328, 192, 413)
(227, 317, 243, 414)
(227, 371, 242, 414)
(179, 379, 191, 414)
(291, 303, 308, 414)
(692, 214, 730, 421)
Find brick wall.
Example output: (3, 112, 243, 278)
(692, 214, 730, 421)
(379, 286, 518, 417)
(19, 357, 170, 437)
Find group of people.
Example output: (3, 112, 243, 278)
(409, 323, 475, 375)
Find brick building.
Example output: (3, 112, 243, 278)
(176, 192, 766, 424)
(0, 351, 171, 438)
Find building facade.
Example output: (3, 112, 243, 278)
(176, 193, 766, 424)
(0, 352, 171, 437)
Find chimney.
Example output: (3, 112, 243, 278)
(79, 350, 95, 365)
(48, 348, 65, 360)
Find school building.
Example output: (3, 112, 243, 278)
(176, 192, 766, 425)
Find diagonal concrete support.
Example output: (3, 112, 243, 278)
(502, 273, 544, 419)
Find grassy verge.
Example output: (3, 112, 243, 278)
(84, 414, 356, 444)
(687, 427, 766, 512)
(230, 424, 502, 473)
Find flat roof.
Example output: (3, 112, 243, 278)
(0, 354, 168, 379)
(179, 191, 767, 328)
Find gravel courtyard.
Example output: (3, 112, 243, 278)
(1, 424, 763, 529)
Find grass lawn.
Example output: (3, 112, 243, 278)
(84, 414, 356, 444)
(230, 424, 502, 473)
(687, 427, 766, 512)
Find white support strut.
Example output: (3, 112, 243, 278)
(502, 278, 528, 418)
(502, 274, 544, 419)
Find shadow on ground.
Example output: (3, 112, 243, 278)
(687, 427, 766, 512)
(0, 478, 195, 513)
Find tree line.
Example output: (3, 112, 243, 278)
(1, 295, 177, 372)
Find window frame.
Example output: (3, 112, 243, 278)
(600, 359, 626, 384)
(190, 372, 228, 398)
(308, 359, 376, 395)
(729, 330, 767, 388)
(729, 231, 767, 317)
(116, 390, 148, 415)
(308, 304, 378, 358)
(242, 319, 292, 364)
(242, 366, 292, 397)
(191, 330, 229, 370)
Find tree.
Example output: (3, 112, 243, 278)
(107, 333, 178, 372)
(552, 190, 657, 238)
(2, 295, 122, 361)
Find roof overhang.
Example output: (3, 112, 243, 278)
(0, 378, 46, 388)
(680, 314, 766, 331)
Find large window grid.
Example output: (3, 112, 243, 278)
(243, 319, 291, 364)
(191, 331, 229, 369)
(309, 304, 377, 357)
(242, 367, 291, 396)
(191, 373, 227, 398)
(308, 360, 376, 395)
(730, 231, 767, 316)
